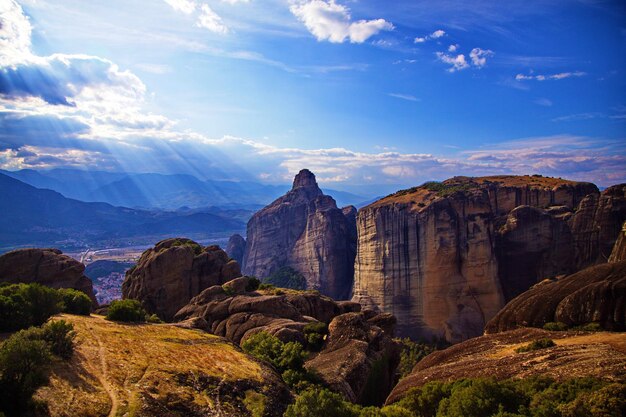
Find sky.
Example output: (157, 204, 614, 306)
(0, 0, 625, 193)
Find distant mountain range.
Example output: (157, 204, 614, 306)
(0, 169, 369, 209)
(0, 173, 247, 252)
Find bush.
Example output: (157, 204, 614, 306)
(59, 288, 92, 315)
(576, 322, 602, 332)
(258, 283, 276, 291)
(303, 322, 328, 351)
(0, 329, 52, 416)
(146, 313, 163, 323)
(106, 299, 146, 322)
(262, 267, 307, 290)
(284, 388, 359, 417)
(242, 331, 306, 373)
(395, 338, 435, 379)
(515, 338, 556, 353)
(41, 320, 76, 360)
(543, 322, 568, 331)
(437, 379, 524, 417)
(246, 277, 261, 292)
(0, 283, 62, 332)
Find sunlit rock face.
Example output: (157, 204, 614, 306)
(353, 176, 625, 343)
(242, 169, 357, 300)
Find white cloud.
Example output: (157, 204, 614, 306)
(289, 0, 393, 44)
(435, 52, 469, 72)
(163, 0, 197, 14)
(221, 0, 250, 3)
(469, 47, 493, 67)
(448, 44, 459, 52)
(515, 71, 586, 81)
(0, 0, 33, 65)
(388, 93, 419, 102)
(534, 98, 553, 107)
(414, 29, 446, 44)
(196, 4, 229, 34)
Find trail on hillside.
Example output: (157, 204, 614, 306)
(94, 334, 119, 417)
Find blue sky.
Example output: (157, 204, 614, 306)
(0, 0, 625, 193)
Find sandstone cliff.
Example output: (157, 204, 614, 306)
(485, 260, 626, 333)
(608, 221, 626, 263)
(0, 248, 97, 304)
(353, 176, 625, 343)
(122, 238, 241, 321)
(226, 233, 246, 265)
(242, 169, 357, 300)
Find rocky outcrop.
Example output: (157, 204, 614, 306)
(242, 169, 357, 300)
(225, 233, 246, 265)
(353, 176, 625, 343)
(485, 260, 626, 333)
(122, 238, 241, 321)
(0, 248, 97, 304)
(174, 276, 359, 345)
(175, 276, 398, 404)
(305, 311, 400, 406)
(608, 221, 626, 263)
(386, 327, 626, 405)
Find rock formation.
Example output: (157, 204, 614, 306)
(608, 221, 626, 263)
(225, 233, 246, 265)
(353, 176, 626, 343)
(122, 238, 241, 321)
(305, 311, 400, 406)
(386, 327, 626, 405)
(175, 276, 399, 404)
(0, 248, 97, 304)
(242, 169, 357, 300)
(485, 260, 626, 333)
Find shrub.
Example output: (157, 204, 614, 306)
(303, 322, 328, 351)
(0, 329, 52, 416)
(243, 390, 266, 417)
(59, 288, 92, 315)
(262, 267, 307, 290)
(543, 322, 568, 331)
(106, 299, 146, 322)
(0, 283, 62, 332)
(246, 277, 261, 292)
(395, 338, 435, 379)
(437, 379, 524, 417)
(41, 320, 76, 360)
(242, 331, 306, 373)
(146, 313, 163, 323)
(284, 388, 359, 417)
(258, 283, 276, 291)
(576, 322, 602, 332)
(515, 338, 556, 353)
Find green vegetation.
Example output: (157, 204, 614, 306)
(170, 239, 203, 255)
(575, 322, 602, 332)
(0, 320, 76, 416)
(542, 322, 568, 331)
(0, 283, 92, 332)
(281, 376, 623, 417)
(146, 313, 163, 323)
(246, 277, 261, 292)
(395, 338, 436, 379)
(263, 267, 307, 290)
(244, 390, 267, 417)
(515, 338, 556, 353)
(421, 181, 478, 197)
(303, 322, 328, 351)
(106, 299, 146, 322)
(59, 288, 92, 315)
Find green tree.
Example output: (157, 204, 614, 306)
(41, 320, 76, 360)
(0, 329, 52, 416)
(284, 388, 359, 417)
(59, 288, 92, 315)
(106, 299, 146, 322)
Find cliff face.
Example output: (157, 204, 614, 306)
(0, 248, 97, 305)
(242, 169, 357, 300)
(122, 238, 241, 321)
(353, 176, 624, 343)
(225, 233, 246, 265)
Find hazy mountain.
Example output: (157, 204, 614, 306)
(1, 169, 367, 209)
(0, 173, 245, 252)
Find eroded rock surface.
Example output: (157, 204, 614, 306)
(225, 233, 246, 265)
(122, 238, 241, 320)
(0, 248, 97, 304)
(353, 176, 625, 343)
(242, 169, 357, 300)
(485, 260, 626, 333)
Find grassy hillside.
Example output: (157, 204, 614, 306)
(32, 314, 290, 417)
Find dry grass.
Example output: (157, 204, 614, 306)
(34, 314, 273, 417)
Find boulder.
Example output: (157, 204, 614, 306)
(0, 248, 97, 305)
(122, 238, 241, 321)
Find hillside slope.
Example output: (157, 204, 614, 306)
(34, 314, 290, 417)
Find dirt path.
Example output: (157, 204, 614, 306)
(94, 334, 119, 417)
